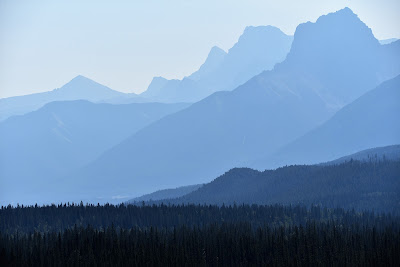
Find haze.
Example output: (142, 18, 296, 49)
(0, 0, 399, 98)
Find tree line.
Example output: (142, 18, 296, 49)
(1, 203, 399, 266)
(1, 221, 399, 266)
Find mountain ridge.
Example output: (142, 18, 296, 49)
(162, 160, 400, 214)
(62, 8, 400, 202)
(0, 75, 141, 121)
(251, 74, 400, 170)
(0, 100, 190, 205)
(140, 25, 293, 102)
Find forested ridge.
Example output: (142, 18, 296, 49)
(160, 160, 400, 214)
(1, 204, 400, 266)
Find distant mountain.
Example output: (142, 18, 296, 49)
(164, 160, 400, 214)
(323, 145, 400, 165)
(188, 46, 227, 82)
(273, 7, 400, 108)
(252, 74, 400, 169)
(141, 26, 293, 102)
(0, 75, 142, 121)
(380, 38, 399, 45)
(65, 8, 400, 202)
(0, 101, 189, 205)
(127, 184, 203, 203)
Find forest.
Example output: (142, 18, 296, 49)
(1, 204, 399, 266)
(159, 160, 400, 214)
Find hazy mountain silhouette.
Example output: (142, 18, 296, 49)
(0, 75, 142, 121)
(273, 7, 400, 109)
(161, 160, 400, 214)
(0, 101, 189, 204)
(188, 46, 227, 82)
(322, 144, 400, 165)
(252, 75, 400, 169)
(127, 184, 203, 204)
(141, 26, 293, 102)
(57, 8, 400, 203)
(133, 145, 400, 206)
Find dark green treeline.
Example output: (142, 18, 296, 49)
(1, 204, 399, 266)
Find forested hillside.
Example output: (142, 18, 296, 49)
(162, 160, 400, 214)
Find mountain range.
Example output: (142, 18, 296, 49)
(129, 144, 400, 208)
(0, 75, 145, 121)
(251, 74, 400, 169)
(1, 8, 399, 206)
(0, 101, 189, 204)
(141, 26, 293, 102)
(60, 8, 400, 202)
(1, 27, 293, 120)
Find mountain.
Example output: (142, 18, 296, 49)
(141, 26, 293, 102)
(252, 74, 400, 169)
(323, 145, 400, 165)
(273, 7, 400, 108)
(0, 75, 141, 121)
(161, 160, 400, 214)
(136, 145, 400, 206)
(64, 8, 400, 202)
(0, 101, 190, 205)
(127, 184, 203, 203)
(188, 46, 227, 82)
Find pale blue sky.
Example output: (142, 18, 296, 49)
(0, 0, 399, 98)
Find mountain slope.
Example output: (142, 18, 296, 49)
(141, 26, 293, 102)
(65, 8, 400, 202)
(252, 74, 400, 169)
(323, 145, 400, 165)
(188, 46, 227, 82)
(0, 101, 189, 204)
(0, 75, 140, 121)
(166, 160, 400, 214)
(127, 184, 203, 203)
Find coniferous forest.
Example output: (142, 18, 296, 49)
(1, 204, 400, 266)
(148, 160, 400, 214)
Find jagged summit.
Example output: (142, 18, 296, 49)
(327, 7, 355, 17)
(208, 46, 226, 56)
(287, 6, 379, 59)
(188, 46, 227, 82)
(203, 46, 227, 65)
(140, 24, 292, 102)
(269, 7, 389, 107)
(204, 46, 226, 64)
(146, 76, 168, 92)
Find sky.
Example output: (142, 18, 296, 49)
(0, 0, 399, 98)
